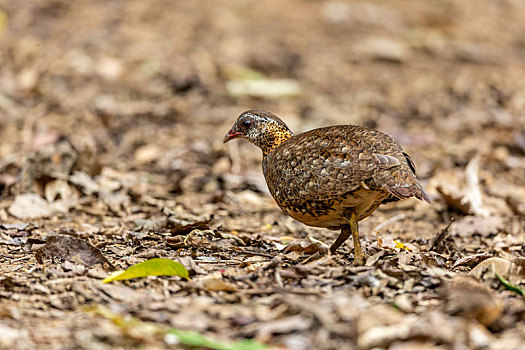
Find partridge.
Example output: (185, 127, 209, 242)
(224, 110, 430, 265)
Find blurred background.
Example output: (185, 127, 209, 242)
(1, 0, 524, 183)
(0, 1, 525, 349)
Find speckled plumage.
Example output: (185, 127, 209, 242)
(264, 124, 429, 228)
(224, 110, 430, 265)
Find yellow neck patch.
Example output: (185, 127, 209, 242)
(257, 124, 293, 155)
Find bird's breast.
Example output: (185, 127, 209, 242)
(271, 187, 390, 229)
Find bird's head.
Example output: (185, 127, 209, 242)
(223, 110, 293, 155)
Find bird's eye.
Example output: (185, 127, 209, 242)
(241, 119, 252, 129)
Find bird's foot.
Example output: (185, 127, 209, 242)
(352, 251, 366, 266)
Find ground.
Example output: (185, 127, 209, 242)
(0, 0, 524, 349)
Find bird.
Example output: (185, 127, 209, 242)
(223, 110, 430, 265)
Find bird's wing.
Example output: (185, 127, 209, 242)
(265, 125, 412, 203)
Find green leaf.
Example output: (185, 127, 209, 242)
(103, 258, 190, 283)
(495, 272, 525, 296)
(87, 305, 265, 350)
(168, 329, 265, 350)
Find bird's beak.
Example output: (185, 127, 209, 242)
(223, 130, 243, 143)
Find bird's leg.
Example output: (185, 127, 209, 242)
(329, 226, 351, 254)
(349, 210, 365, 266)
(329, 209, 366, 266)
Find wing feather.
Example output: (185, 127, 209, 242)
(264, 125, 420, 204)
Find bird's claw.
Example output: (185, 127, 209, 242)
(352, 252, 366, 266)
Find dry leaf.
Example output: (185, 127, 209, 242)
(201, 278, 238, 292)
(35, 235, 113, 268)
(441, 276, 503, 326)
(8, 194, 56, 219)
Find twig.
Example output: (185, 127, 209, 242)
(465, 154, 489, 216)
(371, 213, 408, 236)
(506, 196, 525, 217)
(237, 250, 276, 258)
(262, 256, 282, 271)
(429, 219, 454, 252)
(240, 287, 322, 296)
(195, 260, 240, 264)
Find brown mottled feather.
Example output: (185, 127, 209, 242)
(224, 110, 430, 232)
